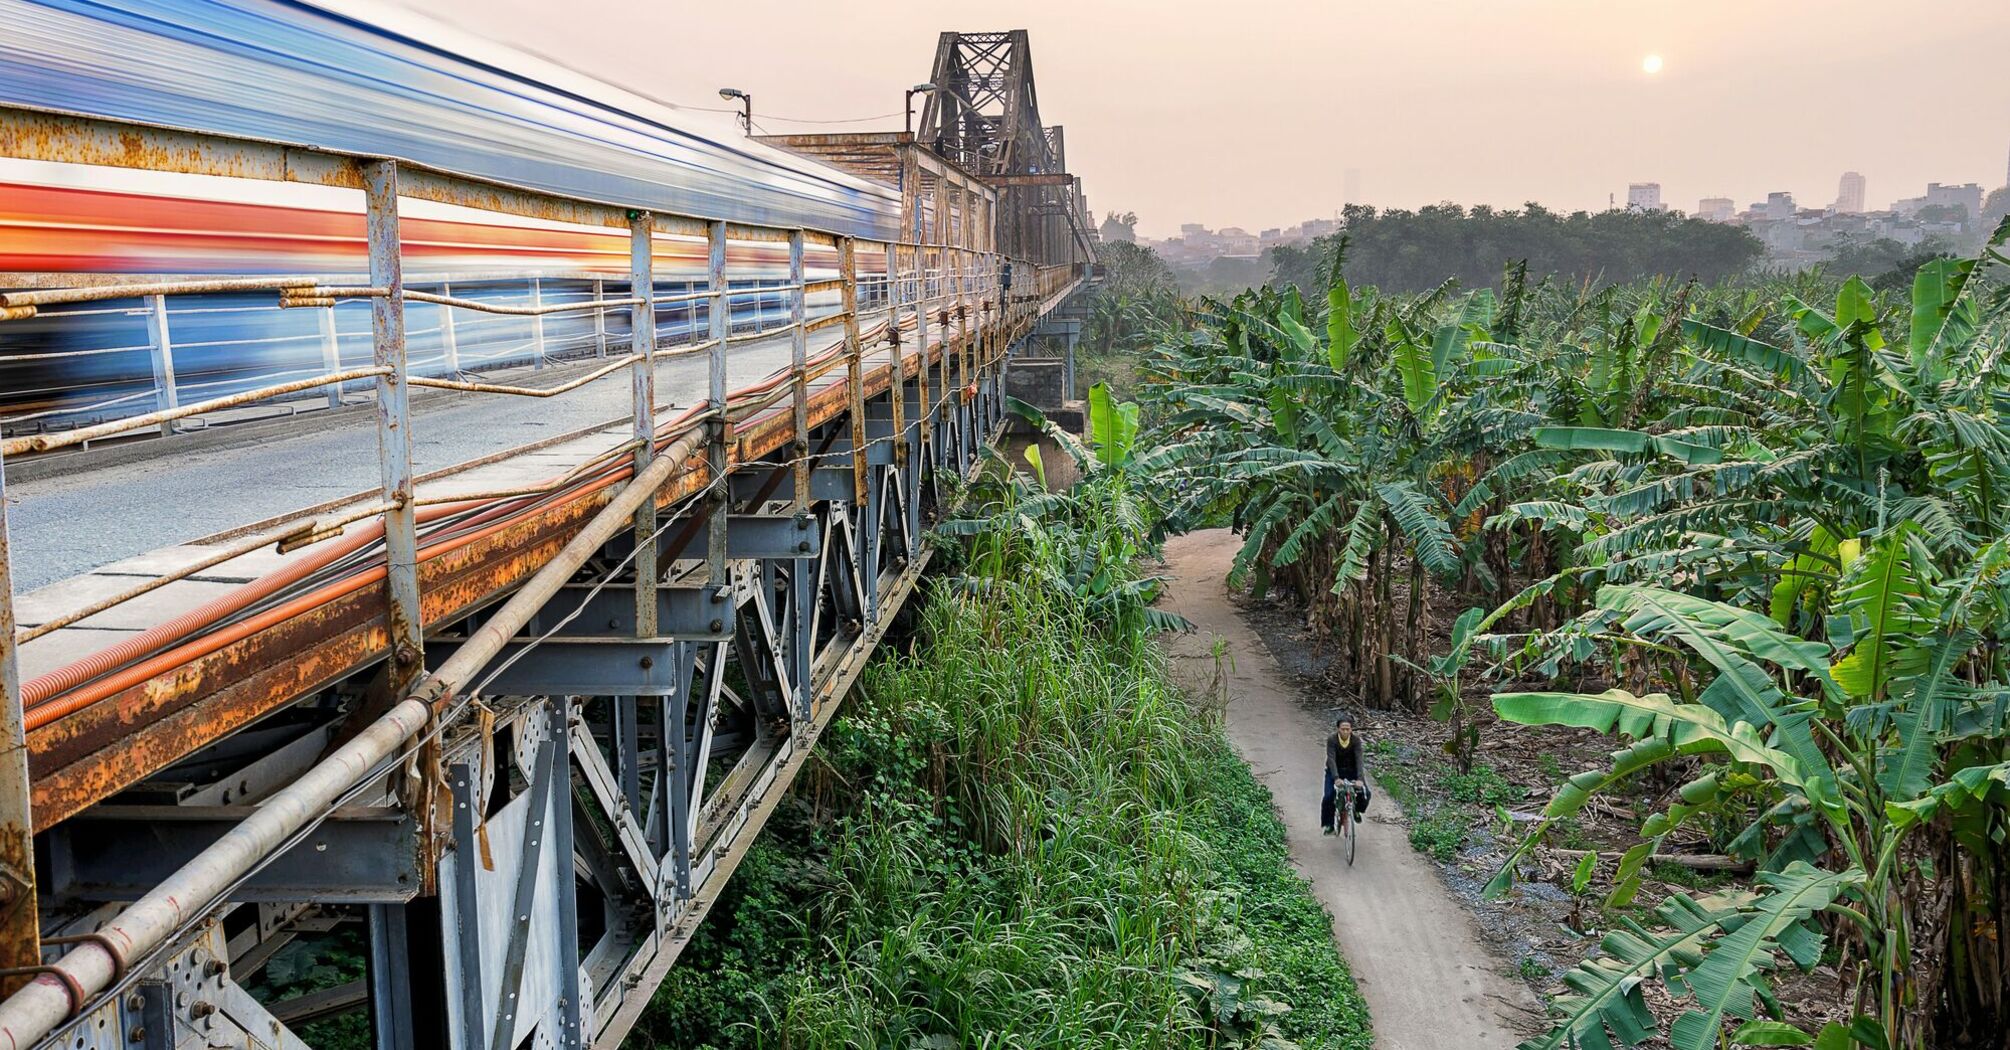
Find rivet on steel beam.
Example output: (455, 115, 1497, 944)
(639, 656, 654, 670)
(394, 644, 420, 668)
(708, 619, 724, 633)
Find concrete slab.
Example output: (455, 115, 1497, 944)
(18, 577, 242, 631)
(18, 625, 144, 682)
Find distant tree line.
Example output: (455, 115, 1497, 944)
(1269, 202, 1764, 295)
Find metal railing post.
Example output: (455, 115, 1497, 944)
(955, 248, 971, 453)
(706, 220, 729, 586)
(629, 213, 658, 637)
(364, 160, 423, 687)
(785, 230, 812, 720)
(438, 281, 460, 375)
(318, 306, 344, 409)
(788, 231, 808, 515)
(914, 244, 933, 462)
(529, 277, 547, 370)
(839, 238, 867, 511)
(0, 446, 41, 984)
(593, 279, 608, 359)
(885, 244, 906, 474)
(144, 294, 178, 437)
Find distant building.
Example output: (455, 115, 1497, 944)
(1834, 171, 1866, 214)
(1098, 212, 1136, 244)
(1764, 192, 1797, 221)
(1215, 226, 1260, 256)
(1697, 197, 1735, 222)
(1626, 182, 1663, 211)
(1299, 217, 1340, 239)
(1891, 182, 1983, 222)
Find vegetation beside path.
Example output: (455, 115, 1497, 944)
(639, 425, 1371, 1048)
(1140, 225, 2010, 1049)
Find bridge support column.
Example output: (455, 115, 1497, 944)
(368, 903, 417, 1049)
(441, 698, 582, 1050)
(1065, 330, 1078, 401)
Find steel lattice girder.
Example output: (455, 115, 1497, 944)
(20, 267, 1034, 1050)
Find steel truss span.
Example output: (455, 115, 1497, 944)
(0, 53, 1086, 1050)
(21, 373, 1023, 1050)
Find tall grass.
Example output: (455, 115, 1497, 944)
(641, 467, 1371, 1049)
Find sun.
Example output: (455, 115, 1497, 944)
(1641, 54, 1664, 75)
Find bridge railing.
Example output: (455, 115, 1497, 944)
(0, 102, 1076, 1049)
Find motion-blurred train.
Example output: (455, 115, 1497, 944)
(0, 0, 908, 432)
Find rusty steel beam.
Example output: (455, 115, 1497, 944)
(983, 173, 1077, 187)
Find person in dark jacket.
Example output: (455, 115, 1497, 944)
(1322, 713, 1372, 833)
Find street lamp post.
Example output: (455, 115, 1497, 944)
(904, 82, 936, 138)
(718, 87, 751, 134)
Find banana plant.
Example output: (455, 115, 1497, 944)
(1490, 533, 2010, 1048)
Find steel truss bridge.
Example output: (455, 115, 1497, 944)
(0, 27, 1095, 1050)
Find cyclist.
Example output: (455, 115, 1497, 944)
(1322, 713, 1372, 833)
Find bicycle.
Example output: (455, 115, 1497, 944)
(1330, 778, 1362, 866)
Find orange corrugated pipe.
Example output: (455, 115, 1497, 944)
(20, 523, 385, 709)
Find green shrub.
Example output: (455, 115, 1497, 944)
(1441, 764, 1519, 807)
(1408, 811, 1473, 863)
(641, 466, 1371, 1049)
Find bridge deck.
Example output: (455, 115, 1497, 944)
(9, 335, 803, 593)
(8, 309, 947, 829)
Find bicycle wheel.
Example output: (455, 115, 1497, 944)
(1345, 802, 1357, 865)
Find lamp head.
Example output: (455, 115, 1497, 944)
(718, 87, 745, 101)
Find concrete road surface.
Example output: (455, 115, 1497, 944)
(5, 336, 806, 591)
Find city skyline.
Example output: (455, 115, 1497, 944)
(405, 0, 2010, 242)
(1127, 158, 2003, 248)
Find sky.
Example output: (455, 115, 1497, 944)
(409, 0, 2010, 240)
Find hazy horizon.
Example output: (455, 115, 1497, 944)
(406, 0, 2010, 240)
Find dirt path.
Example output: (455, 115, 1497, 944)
(1158, 529, 1539, 1050)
